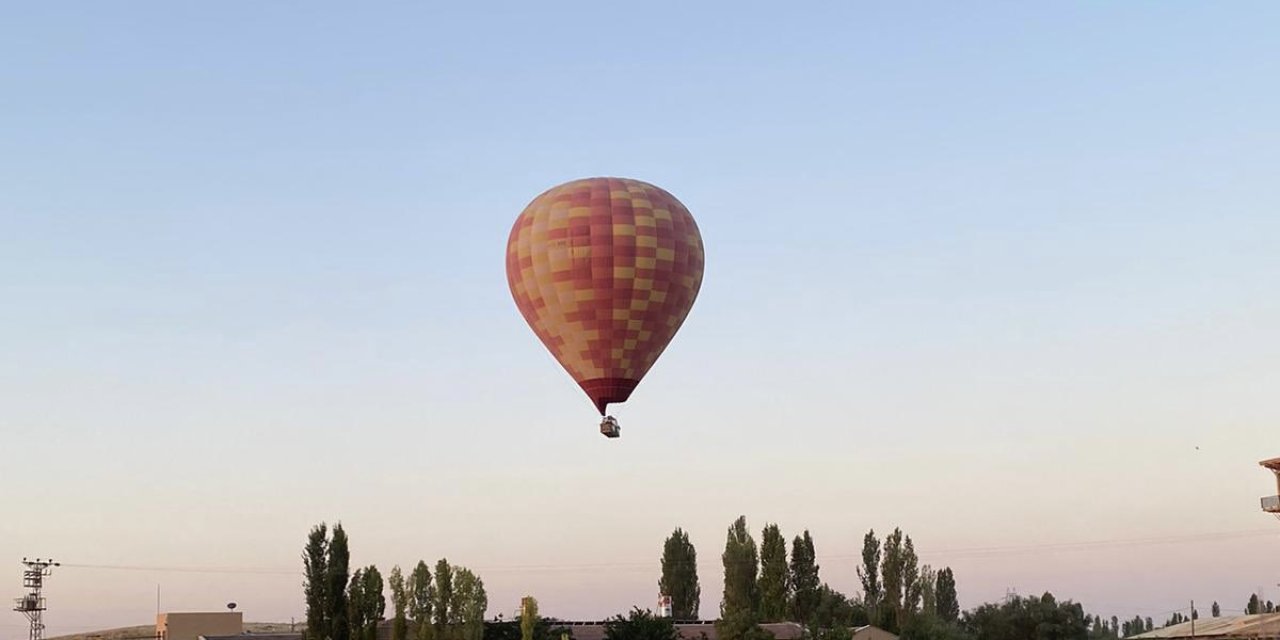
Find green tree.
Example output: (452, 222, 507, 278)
(347, 566, 385, 640)
(718, 517, 767, 640)
(304, 524, 331, 640)
(391, 566, 409, 640)
(879, 529, 905, 632)
(604, 608, 679, 640)
(1247, 594, 1262, 615)
(789, 531, 820, 625)
(758, 524, 789, 622)
(1268, 601, 1276, 614)
(919, 566, 937, 617)
(856, 530, 881, 622)
(349, 568, 368, 640)
(1211, 602, 1220, 618)
(363, 566, 386, 640)
(659, 528, 701, 620)
(935, 568, 959, 623)
(329, 524, 352, 640)
(721, 516, 760, 617)
(453, 567, 487, 640)
(901, 536, 921, 628)
(521, 597, 539, 640)
(900, 613, 972, 640)
(435, 560, 455, 638)
(812, 585, 862, 629)
(409, 561, 435, 640)
(961, 592, 1088, 640)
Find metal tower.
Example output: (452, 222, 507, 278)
(13, 558, 59, 640)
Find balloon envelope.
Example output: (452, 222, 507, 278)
(506, 177, 705, 415)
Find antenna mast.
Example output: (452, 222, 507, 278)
(13, 558, 59, 640)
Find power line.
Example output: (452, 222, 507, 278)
(55, 527, 1278, 577)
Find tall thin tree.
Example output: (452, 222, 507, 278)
(304, 524, 331, 640)
(720, 516, 760, 618)
(878, 528, 904, 632)
(856, 530, 881, 622)
(329, 524, 352, 640)
(659, 528, 701, 620)
(434, 560, 454, 639)
(390, 566, 408, 640)
(757, 524, 789, 622)
(789, 531, 820, 625)
(409, 561, 434, 640)
(935, 567, 959, 623)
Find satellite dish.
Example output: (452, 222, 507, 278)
(227, 603, 237, 611)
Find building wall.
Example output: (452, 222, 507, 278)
(158, 612, 243, 640)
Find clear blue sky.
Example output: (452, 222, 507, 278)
(3, 2, 1280, 635)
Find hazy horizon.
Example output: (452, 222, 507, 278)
(3, 2, 1279, 638)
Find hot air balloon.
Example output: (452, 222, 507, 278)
(506, 177, 705, 438)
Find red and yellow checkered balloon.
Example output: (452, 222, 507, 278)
(506, 177, 705, 415)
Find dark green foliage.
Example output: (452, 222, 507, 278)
(721, 516, 760, 618)
(789, 531, 820, 625)
(901, 536, 921, 629)
(304, 524, 331, 640)
(935, 568, 959, 623)
(364, 566, 386, 640)
(329, 525, 352, 640)
(347, 565, 385, 640)
(715, 608, 775, 640)
(604, 608, 679, 640)
(659, 528, 701, 620)
(811, 585, 863, 630)
(453, 567, 487, 640)
(390, 566, 408, 640)
(961, 592, 1089, 640)
(1248, 594, 1262, 615)
(1211, 602, 1220, 618)
(758, 524, 789, 622)
(435, 560, 455, 635)
(409, 561, 435, 640)
(900, 614, 972, 640)
(1268, 601, 1276, 614)
(919, 566, 937, 617)
(879, 529, 905, 633)
(485, 618, 574, 640)
(857, 530, 881, 620)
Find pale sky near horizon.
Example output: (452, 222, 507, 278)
(3, 2, 1280, 638)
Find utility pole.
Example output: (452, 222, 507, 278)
(13, 558, 60, 640)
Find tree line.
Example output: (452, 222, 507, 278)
(658, 517, 962, 640)
(303, 522, 489, 640)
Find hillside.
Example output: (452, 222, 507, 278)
(45, 622, 299, 640)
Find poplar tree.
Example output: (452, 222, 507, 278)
(721, 516, 760, 617)
(390, 566, 408, 640)
(789, 531, 820, 625)
(434, 560, 454, 639)
(659, 528, 701, 619)
(935, 567, 959, 623)
(857, 530, 882, 620)
(329, 525, 352, 640)
(304, 524, 331, 640)
(409, 561, 434, 640)
(757, 524, 789, 622)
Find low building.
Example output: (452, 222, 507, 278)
(851, 626, 897, 640)
(1132, 613, 1280, 639)
(157, 612, 243, 640)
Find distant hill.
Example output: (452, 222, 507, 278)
(46, 622, 300, 640)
